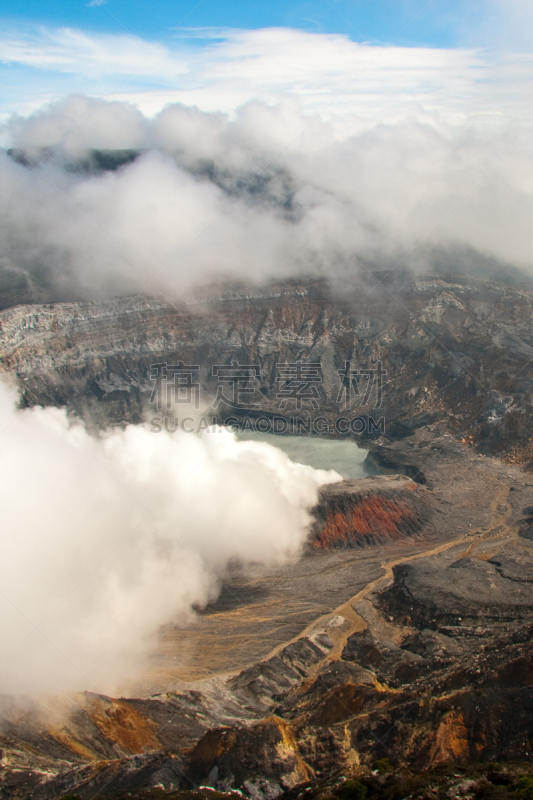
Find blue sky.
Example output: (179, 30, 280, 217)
(0, 0, 474, 49)
(0, 0, 530, 126)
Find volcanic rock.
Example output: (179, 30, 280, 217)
(310, 476, 435, 549)
(187, 717, 313, 799)
(377, 543, 533, 628)
(2, 272, 533, 458)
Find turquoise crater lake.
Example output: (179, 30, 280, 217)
(236, 432, 373, 479)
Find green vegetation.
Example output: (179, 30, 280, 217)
(517, 777, 533, 800)
(337, 780, 368, 800)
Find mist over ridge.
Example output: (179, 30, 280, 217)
(1, 92, 532, 308)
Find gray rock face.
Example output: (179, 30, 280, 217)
(489, 546, 533, 582)
(1, 273, 533, 455)
(342, 628, 427, 684)
(378, 544, 533, 628)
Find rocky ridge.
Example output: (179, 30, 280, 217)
(1, 272, 533, 457)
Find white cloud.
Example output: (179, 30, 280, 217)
(2, 91, 533, 296)
(1, 25, 533, 129)
(465, 0, 533, 51)
(0, 25, 187, 80)
(0, 25, 532, 297)
(5, 93, 148, 156)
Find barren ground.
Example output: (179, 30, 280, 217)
(130, 418, 533, 696)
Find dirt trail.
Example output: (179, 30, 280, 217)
(267, 478, 513, 663)
(138, 472, 516, 691)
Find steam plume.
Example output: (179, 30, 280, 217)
(0, 379, 340, 694)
